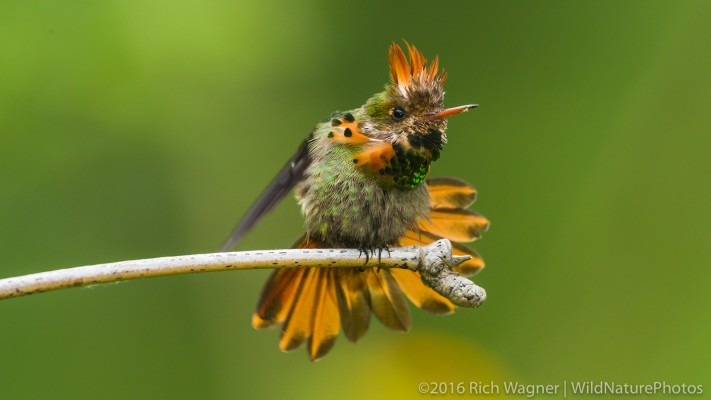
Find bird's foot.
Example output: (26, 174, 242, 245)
(377, 245, 391, 264)
(358, 247, 373, 265)
(357, 245, 391, 272)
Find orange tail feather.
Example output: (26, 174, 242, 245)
(307, 269, 340, 360)
(335, 271, 370, 343)
(253, 177, 487, 360)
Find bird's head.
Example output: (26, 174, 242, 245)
(363, 42, 476, 162)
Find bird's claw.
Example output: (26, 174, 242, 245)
(357, 245, 391, 272)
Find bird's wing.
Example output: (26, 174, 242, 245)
(220, 138, 311, 251)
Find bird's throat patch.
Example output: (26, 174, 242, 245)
(353, 143, 430, 190)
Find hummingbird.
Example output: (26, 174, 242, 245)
(222, 42, 489, 360)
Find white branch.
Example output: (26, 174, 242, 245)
(0, 239, 486, 307)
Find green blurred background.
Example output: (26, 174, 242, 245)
(1, 0, 710, 398)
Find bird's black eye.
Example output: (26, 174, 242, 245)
(392, 107, 407, 121)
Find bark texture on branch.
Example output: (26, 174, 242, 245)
(0, 239, 486, 307)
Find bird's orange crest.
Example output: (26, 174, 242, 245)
(388, 41, 447, 90)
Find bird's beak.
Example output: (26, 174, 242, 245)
(430, 104, 478, 119)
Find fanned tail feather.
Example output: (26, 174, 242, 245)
(256, 266, 410, 360)
(307, 269, 340, 360)
(335, 271, 371, 343)
(417, 176, 488, 276)
(387, 177, 488, 314)
(366, 269, 411, 331)
(253, 176, 487, 360)
(278, 268, 319, 352)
